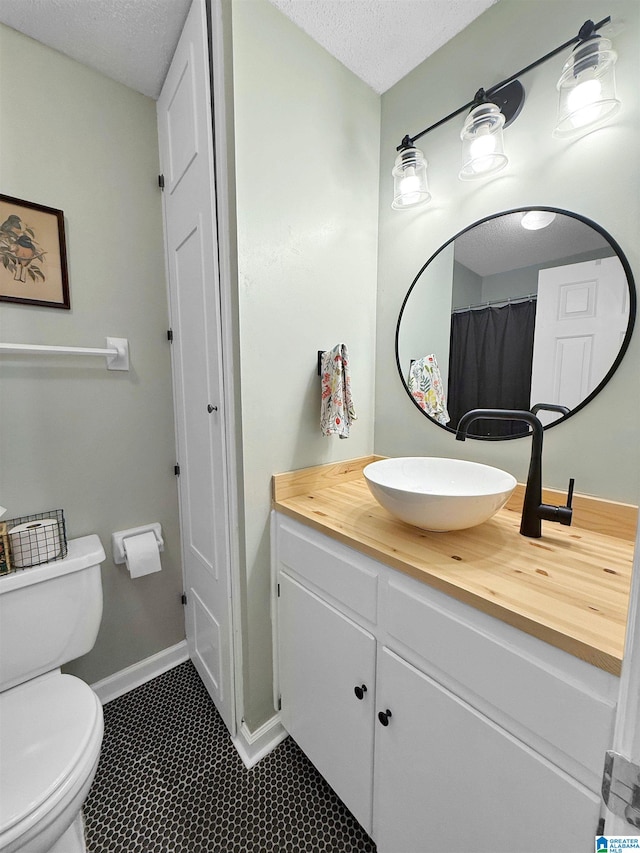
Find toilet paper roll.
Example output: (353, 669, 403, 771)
(9, 518, 61, 568)
(123, 531, 162, 578)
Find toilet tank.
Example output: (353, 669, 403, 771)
(0, 535, 105, 691)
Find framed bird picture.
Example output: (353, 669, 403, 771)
(0, 194, 70, 309)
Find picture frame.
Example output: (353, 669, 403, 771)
(0, 194, 70, 309)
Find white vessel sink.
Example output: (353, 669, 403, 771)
(363, 457, 517, 532)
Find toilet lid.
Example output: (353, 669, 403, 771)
(0, 674, 103, 835)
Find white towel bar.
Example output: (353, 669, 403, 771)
(0, 337, 129, 371)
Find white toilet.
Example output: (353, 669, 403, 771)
(0, 535, 106, 853)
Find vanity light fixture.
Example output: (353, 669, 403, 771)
(520, 210, 557, 230)
(459, 98, 508, 181)
(553, 20, 620, 137)
(392, 15, 617, 210)
(392, 140, 431, 209)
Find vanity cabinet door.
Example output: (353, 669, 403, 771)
(372, 647, 602, 853)
(278, 571, 376, 833)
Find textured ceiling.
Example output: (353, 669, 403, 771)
(0, 0, 497, 100)
(0, 0, 192, 99)
(268, 0, 497, 94)
(455, 212, 609, 278)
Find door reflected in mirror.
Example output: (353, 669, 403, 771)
(396, 208, 636, 439)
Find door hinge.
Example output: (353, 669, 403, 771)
(181, 592, 187, 605)
(277, 696, 282, 711)
(174, 464, 181, 476)
(602, 750, 640, 829)
(167, 329, 173, 343)
(277, 583, 280, 597)
(158, 174, 165, 190)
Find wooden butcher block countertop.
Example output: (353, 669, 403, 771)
(273, 456, 638, 676)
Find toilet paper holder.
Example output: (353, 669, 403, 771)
(112, 523, 164, 564)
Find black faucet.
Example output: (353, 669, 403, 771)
(455, 409, 574, 538)
(530, 403, 571, 417)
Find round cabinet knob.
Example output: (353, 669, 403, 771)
(354, 684, 368, 700)
(378, 709, 393, 726)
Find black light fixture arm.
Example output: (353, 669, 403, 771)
(397, 15, 611, 151)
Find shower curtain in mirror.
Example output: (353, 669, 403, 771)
(448, 300, 536, 437)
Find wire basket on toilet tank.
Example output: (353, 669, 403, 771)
(4, 509, 67, 571)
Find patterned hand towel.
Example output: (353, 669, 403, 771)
(320, 344, 357, 438)
(407, 354, 450, 425)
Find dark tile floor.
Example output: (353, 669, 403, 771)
(84, 661, 376, 852)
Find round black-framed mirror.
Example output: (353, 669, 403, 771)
(395, 207, 636, 440)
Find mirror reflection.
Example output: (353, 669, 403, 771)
(396, 208, 636, 439)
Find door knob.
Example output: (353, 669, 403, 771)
(354, 684, 368, 700)
(207, 404, 218, 413)
(378, 709, 392, 726)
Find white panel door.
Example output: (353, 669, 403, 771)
(530, 257, 628, 424)
(278, 572, 376, 833)
(373, 647, 601, 853)
(157, 0, 235, 734)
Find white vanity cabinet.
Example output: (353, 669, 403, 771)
(278, 571, 376, 833)
(373, 648, 602, 853)
(273, 513, 619, 853)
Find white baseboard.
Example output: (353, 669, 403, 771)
(91, 640, 189, 705)
(232, 714, 288, 769)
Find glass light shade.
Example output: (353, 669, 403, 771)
(554, 35, 620, 138)
(459, 103, 508, 181)
(392, 146, 431, 209)
(521, 210, 557, 230)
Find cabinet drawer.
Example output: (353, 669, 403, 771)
(277, 517, 378, 624)
(384, 575, 616, 783)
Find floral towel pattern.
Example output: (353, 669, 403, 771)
(407, 354, 450, 425)
(320, 344, 357, 439)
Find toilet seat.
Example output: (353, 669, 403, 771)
(0, 673, 103, 853)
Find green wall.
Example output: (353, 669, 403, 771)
(0, 25, 184, 683)
(375, 0, 640, 503)
(231, 0, 380, 729)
